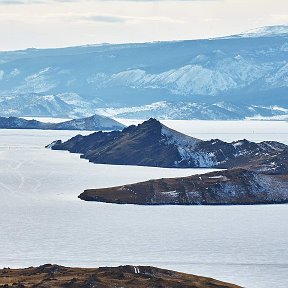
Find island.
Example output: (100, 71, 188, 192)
(47, 118, 288, 205)
(0, 115, 125, 131)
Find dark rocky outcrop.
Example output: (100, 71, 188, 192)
(0, 115, 125, 131)
(48, 118, 287, 169)
(0, 264, 242, 288)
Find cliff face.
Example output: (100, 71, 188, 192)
(0, 264, 242, 288)
(49, 118, 287, 169)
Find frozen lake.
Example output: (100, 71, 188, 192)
(0, 120, 287, 288)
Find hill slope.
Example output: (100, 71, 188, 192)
(0, 264, 241, 288)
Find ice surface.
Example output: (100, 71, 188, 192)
(0, 121, 287, 288)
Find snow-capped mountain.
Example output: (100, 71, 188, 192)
(0, 25, 287, 119)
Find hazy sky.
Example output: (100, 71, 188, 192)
(0, 0, 287, 51)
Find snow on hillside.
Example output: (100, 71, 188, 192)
(239, 25, 288, 38)
(0, 25, 287, 119)
(96, 101, 288, 120)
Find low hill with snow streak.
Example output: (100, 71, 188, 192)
(80, 167, 288, 205)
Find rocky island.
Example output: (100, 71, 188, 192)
(48, 118, 287, 168)
(0, 264, 241, 288)
(48, 118, 288, 205)
(0, 115, 125, 131)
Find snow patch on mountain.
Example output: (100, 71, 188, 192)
(266, 63, 288, 87)
(93, 65, 239, 96)
(21, 67, 58, 93)
(161, 125, 201, 164)
(238, 25, 288, 38)
(162, 125, 200, 147)
(280, 42, 288, 52)
(97, 101, 288, 120)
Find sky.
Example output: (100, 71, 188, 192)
(0, 0, 287, 51)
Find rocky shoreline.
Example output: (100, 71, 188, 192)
(0, 264, 242, 288)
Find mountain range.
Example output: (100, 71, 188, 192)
(0, 25, 287, 120)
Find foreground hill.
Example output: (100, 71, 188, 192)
(48, 118, 287, 169)
(0, 25, 287, 119)
(0, 264, 241, 288)
(0, 115, 125, 131)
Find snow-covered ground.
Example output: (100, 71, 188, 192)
(0, 120, 287, 288)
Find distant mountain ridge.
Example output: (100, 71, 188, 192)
(0, 114, 125, 131)
(0, 25, 287, 120)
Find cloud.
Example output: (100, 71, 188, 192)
(83, 15, 126, 23)
(0, 0, 26, 3)
(75, 14, 184, 24)
(100, 0, 220, 2)
(0, 0, 80, 4)
(0, 0, 220, 4)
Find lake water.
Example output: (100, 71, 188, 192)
(0, 120, 287, 288)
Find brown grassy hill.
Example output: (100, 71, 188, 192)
(0, 264, 242, 288)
